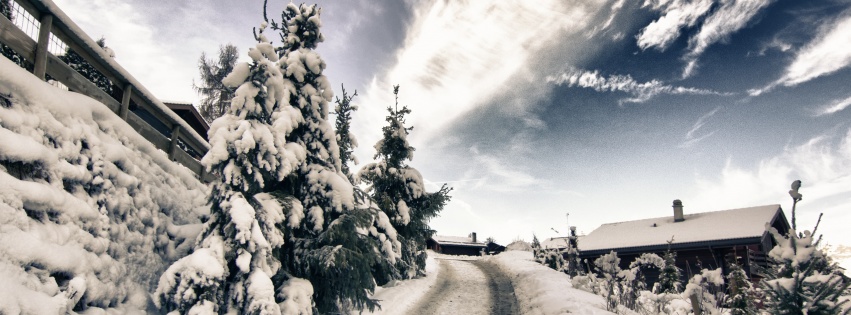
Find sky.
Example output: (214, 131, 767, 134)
(51, 0, 851, 249)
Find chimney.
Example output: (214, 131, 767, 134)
(471, 232, 477, 243)
(673, 199, 684, 222)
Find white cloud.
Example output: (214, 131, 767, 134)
(752, 12, 851, 96)
(679, 106, 721, 148)
(814, 95, 851, 117)
(687, 128, 851, 246)
(636, 0, 775, 78)
(546, 69, 732, 104)
(353, 0, 608, 159)
(636, 0, 714, 51)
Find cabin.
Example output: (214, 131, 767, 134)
(164, 102, 210, 142)
(575, 200, 790, 284)
(428, 233, 488, 256)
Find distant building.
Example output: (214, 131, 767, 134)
(574, 201, 790, 284)
(428, 233, 488, 256)
(164, 102, 210, 141)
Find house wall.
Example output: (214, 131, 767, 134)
(440, 245, 484, 256)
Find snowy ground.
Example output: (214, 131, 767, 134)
(365, 250, 616, 315)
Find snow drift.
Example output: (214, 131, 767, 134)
(0, 56, 208, 313)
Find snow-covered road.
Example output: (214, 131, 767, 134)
(409, 257, 519, 315)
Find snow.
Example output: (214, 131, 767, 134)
(0, 55, 208, 313)
(579, 204, 781, 252)
(486, 251, 617, 314)
(277, 278, 314, 315)
(362, 251, 440, 314)
(366, 250, 615, 314)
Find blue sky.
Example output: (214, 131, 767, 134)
(54, 0, 851, 247)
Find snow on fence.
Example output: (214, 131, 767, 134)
(0, 0, 213, 181)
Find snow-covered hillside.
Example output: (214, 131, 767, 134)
(0, 56, 208, 313)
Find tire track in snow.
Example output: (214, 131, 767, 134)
(410, 257, 519, 315)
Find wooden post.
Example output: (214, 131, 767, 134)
(119, 84, 132, 120)
(33, 13, 53, 80)
(168, 124, 181, 160)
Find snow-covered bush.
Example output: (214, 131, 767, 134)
(0, 53, 207, 313)
(622, 253, 664, 310)
(760, 180, 851, 314)
(595, 251, 624, 311)
(682, 268, 725, 315)
(358, 85, 451, 281)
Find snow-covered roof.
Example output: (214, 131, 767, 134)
(541, 237, 570, 249)
(578, 204, 783, 253)
(433, 235, 486, 247)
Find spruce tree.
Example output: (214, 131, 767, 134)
(195, 44, 239, 123)
(656, 240, 682, 294)
(267, 3, 380, 313)
(725, 256, 758, 315)
(155, 21, 307, 314)
(58, 38, 114, 96)
(565, 226, 582, 277)
(359, 85, 451, 279)
(1, 0, 31, 69)
(760, 180, 850, 314)
(531, 234, 543, 263)
(333, 86, 402, 286)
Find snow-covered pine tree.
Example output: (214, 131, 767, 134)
(1, 0, 30, 69)
(565, 226, 582, 277)
(58, 38, 114, 96)
(358, 85, 451, 279)
(154, 21, 307, 314)
(656, 239, 683, 294)
(265, 3, 381, 313)
(725, 255, 758, 315)
(195, 44, 239, 123)
(760, 180, 851, 314)
(333, 86, 402, 286)
(531, 234, 545, 263)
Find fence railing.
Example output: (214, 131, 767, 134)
(0, 0, 213, 182)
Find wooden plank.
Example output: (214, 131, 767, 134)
(0, 13, 36, 61)
(119, 84, 131, 120)
(173, 149, 203, 175)
(45, 54, 120, 112)
(33, 13, 51, 79)
(126, 112, 170, 151)
(129, 92, 174, 130)
(168, 125, 181, 159)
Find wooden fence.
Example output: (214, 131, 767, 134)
(0, 0, 214, 182)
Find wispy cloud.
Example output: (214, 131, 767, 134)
(636, 0, 714, 51)
(814, 95, 851, 116)
(636, 0, 776, 78)
(546, 69, 733, 104)
(750, 12, 851, 96)
(682, 0, 775, 77)
(679, 106, 721, 148)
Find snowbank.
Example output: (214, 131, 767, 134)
(0, 56, 208, 313)
(363, 250, 440, 314)
(487, 251, 617, 315)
